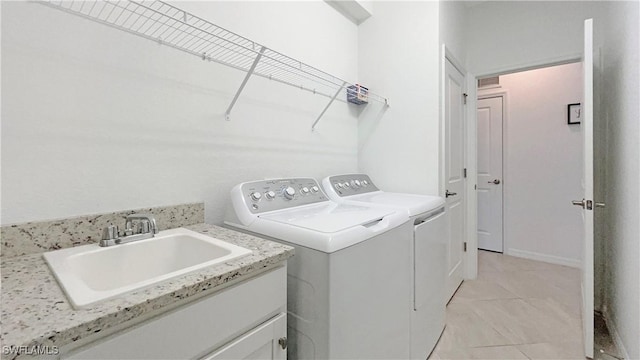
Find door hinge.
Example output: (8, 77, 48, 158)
(463, 93, 468, 105)
(463, 242, 467, 252)
(463, 168, 467, 178)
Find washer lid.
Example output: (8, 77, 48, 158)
(347, 191, 445, 217)
(258, 202, 395, 233)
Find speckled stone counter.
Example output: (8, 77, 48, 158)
(1, 203, 206, 258)
(0, 223, 294, 359)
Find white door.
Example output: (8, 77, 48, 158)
(444, 58, 465, 301)
(477, 96, 504, 252)
(573, 18, 595, 359)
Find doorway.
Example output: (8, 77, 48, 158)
(475, 62, 584, 266)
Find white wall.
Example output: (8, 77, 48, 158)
(495, 63, 583, 266)
(466, 1, 608, 76)
(357, 1, 441, 195)
(1, 1, 359, 225)
(439, 0, 467, 66)
(600, 1, 640, 358)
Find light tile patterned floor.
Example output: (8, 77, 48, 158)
(429, 250, 584, 360)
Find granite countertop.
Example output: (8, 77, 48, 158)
(0, 223, 294, 359)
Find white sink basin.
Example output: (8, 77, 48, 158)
(43, 228, 252, 309)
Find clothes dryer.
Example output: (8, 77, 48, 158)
(225, 177, 412, 360)
(322, 174, 447, 360)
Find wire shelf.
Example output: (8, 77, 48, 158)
(38, 0, 389, 127)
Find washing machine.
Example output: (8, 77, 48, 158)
(322, 174, 447, 360)
(224, 177, 413, 360)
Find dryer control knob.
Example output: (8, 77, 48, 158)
(283, 187, 296, 200)
(311, 186, 319, 193)
(250, 192, 262, 201)
(351, 179, 362, 188)
(362, 180, 369, 186)
(335, 183, 343, 189)
(265, 191, 276, 200)
(343, 182, 350, 188)
(301, 187, 310, 195)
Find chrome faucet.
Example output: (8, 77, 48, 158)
(100, 213, 158, 247)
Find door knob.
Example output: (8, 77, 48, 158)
(488, 179, 501, 185)
(446, 190, 457, 198)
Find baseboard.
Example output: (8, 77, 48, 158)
(603, 308, 631, 360)
(506, 248, 581, 268)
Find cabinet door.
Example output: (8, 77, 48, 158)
(202, 313, 286, 360)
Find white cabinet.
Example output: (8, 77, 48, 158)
(203, 313, 286, 360)
(64, 265, 287, 360)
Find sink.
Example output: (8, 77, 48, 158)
(43, 228, 252, 309)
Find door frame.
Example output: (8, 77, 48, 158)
(463, 54, 582, 280)
(581, 19, 594, 358)
(477, 89, 508, 254)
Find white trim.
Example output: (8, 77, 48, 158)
(478, 88, 507, 100)
(603, 308, 631, 360)
(506, 248, 581, 268)
(582, 19, 595, 359)
(445, 47, 467, 76)
(440, 44, 447, 198)
(477, 84, 502, 91)
(465, 74, 478, 280)
(475, 53, 582, 78)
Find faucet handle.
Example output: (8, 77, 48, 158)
(102, 224, 119, 240)
(148, 216, 158, 235)
(100, 224, 119, 246)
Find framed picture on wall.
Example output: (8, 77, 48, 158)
(568, 103, 581, 125)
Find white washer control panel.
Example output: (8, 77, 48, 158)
(239, 178, 328, 213)
(327, 174, 379, 197)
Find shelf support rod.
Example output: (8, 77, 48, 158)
(225, 46, 266, 121)
(312, 81, 347, 131)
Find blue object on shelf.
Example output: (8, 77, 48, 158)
(347, 84, 369, 105)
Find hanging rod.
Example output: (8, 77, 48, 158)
(37, 0, 390, 127)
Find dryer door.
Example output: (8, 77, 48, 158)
(412, 208, 447, 359)
(414, 208, 447, 311)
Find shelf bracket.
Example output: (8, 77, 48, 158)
(311, 81, 347, 131)
(225, 46, 266, 121)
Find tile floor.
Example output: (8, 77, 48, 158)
(429, 250, 584, 359)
